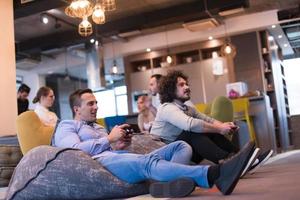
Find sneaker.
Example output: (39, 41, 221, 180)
(240, 148, 260, 177)
(248, 149, 273, 174)
(149, 177, 195, 198)
(215, 141, 255, 195)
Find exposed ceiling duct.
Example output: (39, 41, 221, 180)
(16, 58, 40, 70)
(183, 18, 220, 32)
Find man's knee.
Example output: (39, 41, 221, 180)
(173, 141, 193, 154)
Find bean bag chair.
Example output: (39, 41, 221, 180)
(6, 146, 149, 200)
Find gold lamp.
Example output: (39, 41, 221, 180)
(65, 0, 93, 18)
(92, 3, 105, 24)
(78, 16, 93, 37)
(65, 0, 117, 37)
(102, 0, 117, 11)
(221, 22, 237, 57)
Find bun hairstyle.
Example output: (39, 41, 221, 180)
(32, 86, 52, 104)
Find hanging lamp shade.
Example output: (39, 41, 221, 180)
(221, 42, 237, 57)
(102, 0, 117, 11)
(65, 0, 93, 18)
(92, 3, 105, 24)
(78, 17, 93, 37)
(111, 60, 118, 74)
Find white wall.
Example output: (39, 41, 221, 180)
(16, 69, 42, 110)
(0, 1, 17, 136)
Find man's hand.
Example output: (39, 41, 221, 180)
(114, 134, 133, 150)
(107, 124, 130, 143)
(218, 122, 237, 135)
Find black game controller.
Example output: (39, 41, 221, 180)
(124, 127, 134, 135)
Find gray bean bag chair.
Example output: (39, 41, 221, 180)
(6, 146, 149, 200)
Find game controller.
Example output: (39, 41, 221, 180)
(229, 125, 239, 135)
(124, 127, 134, 135)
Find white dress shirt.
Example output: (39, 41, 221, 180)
(34, 103, 58, 127)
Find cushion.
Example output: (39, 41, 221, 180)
(124, 133, 165, 154)
(6, 146, 149, 200)
(0, 143, 22, 187)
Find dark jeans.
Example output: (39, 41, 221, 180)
(176, 131, 239, 164)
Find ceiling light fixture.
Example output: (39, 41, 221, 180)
(111, 42, 118, 74)
(284, 44, 288, 47)
(102, 0, 116, 11)
(92, 2, 105, 24)
(78, 16, 93, 37)
(278, 35, 282, 39)
(40, 13, 49, 24)
(220, 22, 236, 58)
(271, 25, 276, 29)
(164, 29, 172, 64)
(65, 0, 117, 37)
(146, 48, 151, 52)
(65, 0, 93, 18)
(208, 36, 213, 40)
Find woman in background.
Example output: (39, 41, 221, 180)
(137, 95, 156, 132)
(33, 86, 58, 127)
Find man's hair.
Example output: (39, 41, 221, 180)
(69, 88, 93, 117)
(159, 70, 188, 103)
(151, 74, 163, 82)
(18, 84, 31, 93)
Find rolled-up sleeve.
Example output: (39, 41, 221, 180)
(160, 104, 214, 133)
(54, 121, 111, 156)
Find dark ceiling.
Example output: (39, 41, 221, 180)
(13, 0, 300, 60)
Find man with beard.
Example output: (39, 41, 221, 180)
(17, 83, 31, 115)
(150, 70, 272, 176)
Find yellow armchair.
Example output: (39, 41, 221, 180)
(16, 111, 54, 155)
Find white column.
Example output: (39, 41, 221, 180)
(86, 46, 106, 91)
(0, 0, 17, 136)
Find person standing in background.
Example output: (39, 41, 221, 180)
(33, 86, 58, 127)
(17, 83, 31, 115)
(149, 74, 163, 110)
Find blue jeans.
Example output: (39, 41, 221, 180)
(96, 141, 210, 188)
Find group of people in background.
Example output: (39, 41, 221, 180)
(17, 83, 58, 127)
(17, 69, 273, 198)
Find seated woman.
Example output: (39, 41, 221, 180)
(137, 95, 156, 132)
(33, 86, 58, 127)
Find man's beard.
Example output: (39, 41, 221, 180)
(176, 94, 191, 103)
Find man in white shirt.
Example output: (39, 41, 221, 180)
(149, 74, 163, 110)
(150, 70, 272, 176)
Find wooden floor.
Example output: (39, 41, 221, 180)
(1, 150, 300, 200)
(126, 150, 300, 200)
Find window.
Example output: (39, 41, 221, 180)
(115, 86, 128, 116)
(283, 58, 300, 115)
(94, 86, 128, 118)
(94, 90, 116, 118)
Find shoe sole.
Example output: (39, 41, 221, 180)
(248, 149, 273, 174)
(217, 141, 255, 195)
(149, 178, 195, 198)
(240, 148, 260, 177)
